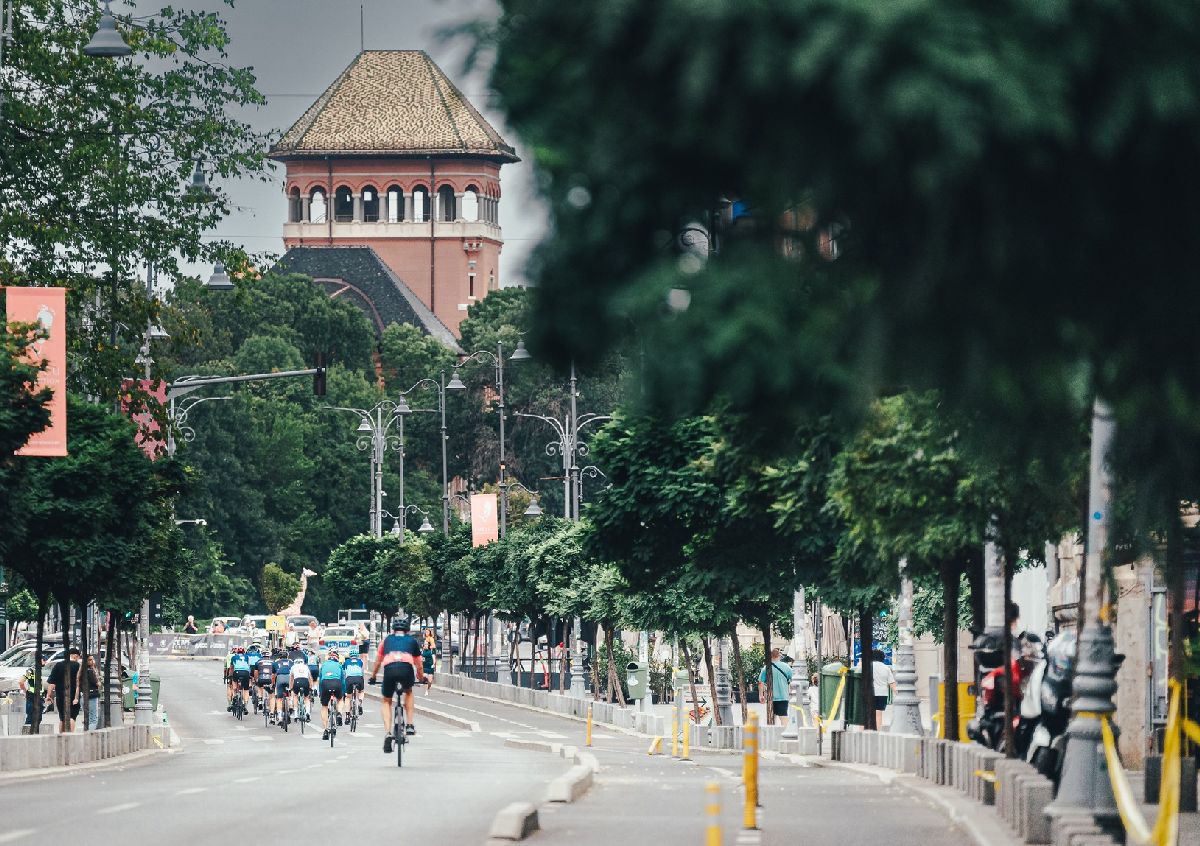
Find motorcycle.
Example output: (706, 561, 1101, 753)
(966, 631, 1044, 757)
(1024, 628, 1076, 781)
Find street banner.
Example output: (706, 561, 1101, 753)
(471, 493, 499, 547)
(7, 286, 68, 456)
(121, 378, 167, 459)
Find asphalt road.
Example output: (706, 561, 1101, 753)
(1, 663, 971, 846)
(0, 659, 574, 844)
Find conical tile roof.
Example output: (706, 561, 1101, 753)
(269, 51, 518, 162)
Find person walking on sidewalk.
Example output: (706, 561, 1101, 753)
(19, 654, 47, 727)
(84, 655, 101, 730)
(759, 648, 793, 723)
(45, 647, 81, 733)
(869, 649, 895, 729)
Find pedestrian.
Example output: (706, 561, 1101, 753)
(357, 623, 370, 659)
(84, 655, 101, 730)
(306, 619, 320, 645)
(421, 632, 435, 684)
(758, 647, 793, 724)
(19, 654, 47, 727)
(183, 615, 198, 635)
(45, 647, 82, 733)
(869, 649, 895, 729)
(807, 673, 820, 723)
(211, 619, 225, 635)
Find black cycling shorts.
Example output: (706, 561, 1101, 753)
(257, 675, 272, 688)
(319, 679, 343, 706)
(233, 670, 251, 690)
(344, 676, 365, 694)
(381, 663, 415, 699)
(274, 678, 290, 697)
(293, 678, 312, 696)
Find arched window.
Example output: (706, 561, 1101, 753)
(462, 186, 480, 222)
(437, 185, 456, 222)
(362, 185, 380, 223)
(288, 187, 302, 223)
(334, 186, 354, 222)
(411, 185, 429, 222)
(309, 188, 327, 224)
(386, 184, 403, 223)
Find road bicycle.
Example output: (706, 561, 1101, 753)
(280, 695, 291, 732)
(347, 699, 358, 733)
(231, 688, 245, 721)
(263, 691, 272, 728)
(296, 690, 309, 735)
(367, 679, 408, 767)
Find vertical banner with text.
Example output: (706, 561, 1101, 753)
(120, 378, 167, 459)
(470, 493, 499, 547)
(7, 286, 67, 456)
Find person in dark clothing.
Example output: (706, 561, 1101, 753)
(46, 648, 82, 733)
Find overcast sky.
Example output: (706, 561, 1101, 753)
(165, 0, 544, 286)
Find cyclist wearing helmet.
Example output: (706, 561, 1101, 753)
(228, 647, 251, 711)
(342, 650, 366, 718)
(271, 648, 292, 724)
(255, 650, 273, 712)
(369, 618, 426, 753)
(291, 651, 313, 718)
(318, 649, 345, 740)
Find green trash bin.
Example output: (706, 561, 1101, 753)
(122, 677, 135, 711)
(150, 675, 161, 712)
(817, 662, 867, 726)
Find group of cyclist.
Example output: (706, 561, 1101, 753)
(223, 617, 428, 751)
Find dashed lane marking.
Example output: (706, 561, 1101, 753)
(233, 776, 261, 783)
(249, 736, 274, 742)
(538, 731, 568, 739)
(0, 830, 36, 843)
(97, 802, 141, 814)
(174, 787, 207, 796)
(203, 739, 225, 745)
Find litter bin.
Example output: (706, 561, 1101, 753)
(150, 675, 161, 712)
(818, 662, 866, 725)
(626, 661, 649, 700)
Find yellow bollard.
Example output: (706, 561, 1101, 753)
(705, 781, 722, 846)
(671, 712, 680, 758)
(743, 712, 759, 830)
(648, 736, 663, 756)
(682, 714, 692, 760)
(586, 702, 594, 747)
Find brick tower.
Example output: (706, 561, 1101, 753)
(269, 51, 518, 341)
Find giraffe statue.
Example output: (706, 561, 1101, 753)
(278, 568, 318, 617)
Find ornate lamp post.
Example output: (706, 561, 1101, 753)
(889, 559, 923, 735)
(326, 400, 407, 538)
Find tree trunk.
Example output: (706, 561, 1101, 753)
(762, 623, 774, 725)
(590, 622, 602, 700)
(605, 623, 626, 706)
(941, 558, 960, 740)
(103, 612, 116, 728)
(60, 601, 71, 732)
(1002, 549, 1015, 757)
(730, 623, 749, 724)
(31, 601, 46, 734)
(702, 637, 721, 726)
(79, 604, 89, 731)
(680, 639, 702, 724)
(967, 546, 985, 635)
(1169, 506, 1185, 686)
(859, 606, 875, 730)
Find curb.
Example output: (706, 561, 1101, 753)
(486, 801, 539, 843)
(0, 745, 173, 785)
(487, 731, 602, 841)
(813, 759, 1021, 846)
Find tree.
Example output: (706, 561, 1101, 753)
(0, 318, 52, 561)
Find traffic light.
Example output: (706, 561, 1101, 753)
(149, 592, 164, 626)
(313, 352, 327, 396)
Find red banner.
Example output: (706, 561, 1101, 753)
(471, 493, 499, 547)
(8, 287, 67, 456)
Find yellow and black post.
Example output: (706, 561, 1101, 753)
(705, 781, 722, 846)
(743, 711, 759, 830)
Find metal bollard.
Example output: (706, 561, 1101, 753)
(705, 781, 722, 846)
(682, 714, 692, 760)
(672, 712, 680, 758)
(743, 712, 759, 829)
(586, 702, 593, 747)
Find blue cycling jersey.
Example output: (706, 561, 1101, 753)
(318, 659, 344, 682)
(272, 658, 291, 677)
(257, 657, 272, 676)
(231, 654, 250, 672)
(245, 650, 261, 666)
(343, 657, 364, 677)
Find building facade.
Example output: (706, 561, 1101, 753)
(269, 50, 519, 340)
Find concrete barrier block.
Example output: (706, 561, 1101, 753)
(1018, 776, 1053, 843)
(1182, 757, 1198, 812)
(1050, 816, 1100, 846)
(830, 730, 843, 761)
(546, 764, 594, 803)
(488, 801, 539, 841)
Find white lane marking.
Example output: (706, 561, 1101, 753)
(233, 776, 260, 783)
(249, 736, 273, 742)
(446, 731, 471, 738)
(278, 769, 299, 775)
(538, 731, 567, 739)
(305, 764, 321, 769)
(97, 802, 141, 814)
(203, 739, 225, 745)
(337, 754, 349, 760)
(490, 731, 517, 739)
(175, 787, 208, 796)
(0, 830, 36, 843)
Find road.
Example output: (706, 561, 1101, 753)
(0, 661, 970, 846)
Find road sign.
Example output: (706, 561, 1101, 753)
(266, 615, 286, 633)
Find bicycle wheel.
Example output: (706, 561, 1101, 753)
(329, 725, 335, 748)
(299, 704, 305, 735)
(235, 695, 243, 721)
(396, 708, 404, 767)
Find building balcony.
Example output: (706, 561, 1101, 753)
(282, 219, 501, 241)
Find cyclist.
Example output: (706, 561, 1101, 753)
(318, 648, 345, 740)
(255, 650, 274, 714)
(223, 644, 236, 706)
(228, 647, 251, 712)
(271, 648, 292, 724)
(305, 645, 320, 692)
(342, 650, 366, 719)
(246, 642, 263, 710)
(369, 618, 427, 754)
(291, 650, 313, 721)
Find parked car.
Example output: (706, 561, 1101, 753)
(209, 616, 241, 633)
(0, 647, 67, 694)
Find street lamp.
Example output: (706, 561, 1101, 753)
(382, 504, 435, 542)
(326, 400, 406, 538)
(446, 340, 525, 537)
(206, 261, 233, 292)
(83, 0, 132, 58)
(173, 518, 207, 527)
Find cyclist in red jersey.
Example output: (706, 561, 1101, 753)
(368, 618, 427, 754)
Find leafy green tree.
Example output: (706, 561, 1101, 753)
(260, 563, 300, 614)
(0, 319, 52, 561)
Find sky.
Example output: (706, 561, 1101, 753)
(161, 0, 545, 286)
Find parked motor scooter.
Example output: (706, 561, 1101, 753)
(1024, 628, 1076, 781)
(966, 632, 1044, 755)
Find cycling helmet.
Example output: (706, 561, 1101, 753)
(392, 618, 410, 632)
(250, 642, 262, 651)
(328, 649, 340, 660)
(235, 646, 245, 653)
